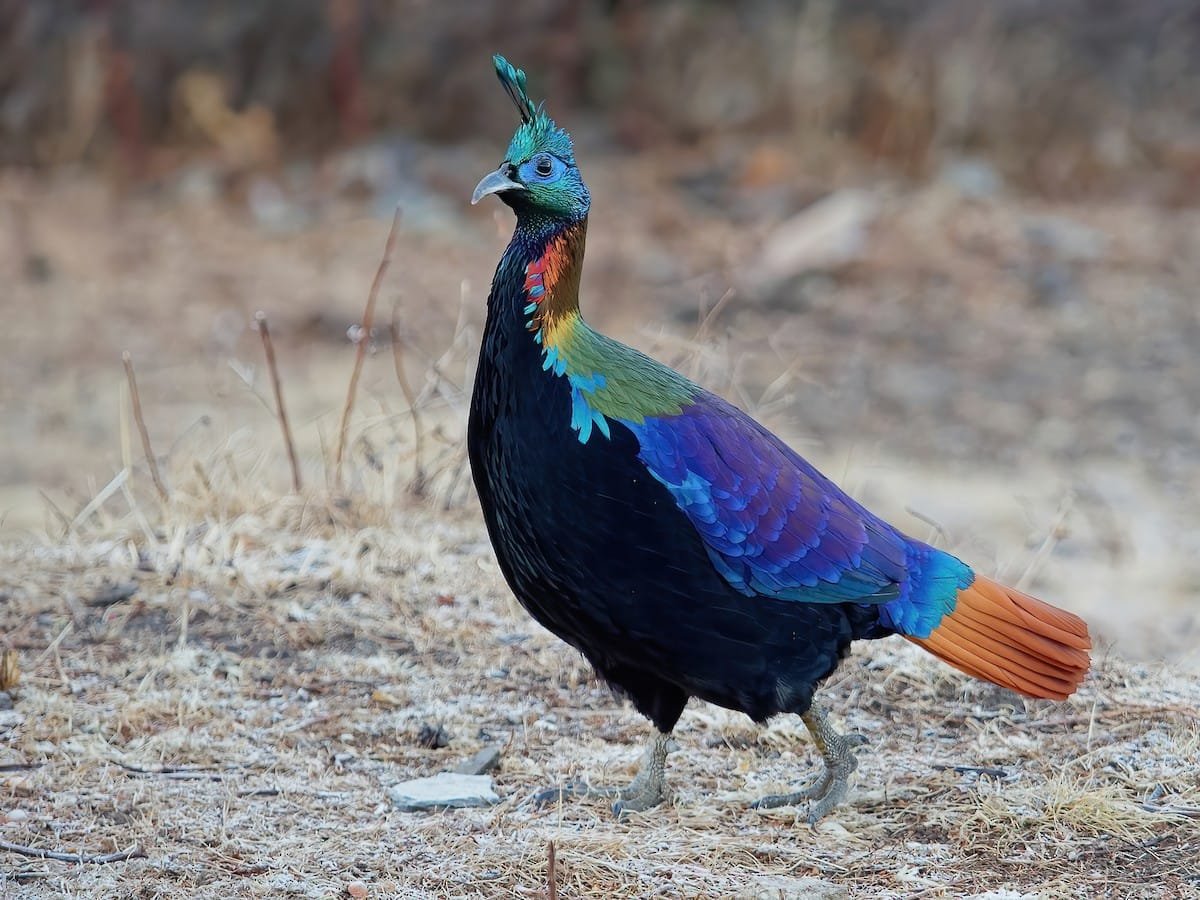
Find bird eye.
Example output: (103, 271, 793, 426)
(534, 156, 553, 177)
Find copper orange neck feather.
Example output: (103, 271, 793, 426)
(523, 220, 586, 347)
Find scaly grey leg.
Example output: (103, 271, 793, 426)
(533, 730, 672, 817)
(752, 703, 867, 824)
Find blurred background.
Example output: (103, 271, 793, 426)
(2, 0, 1198, 659)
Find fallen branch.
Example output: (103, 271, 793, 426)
(546, 839, 557, 900)
(0, 839, 145, 865)
(334, 206, 401, 488)
(1139, 802, 1200, 819)
(1140, 784, 1200, 819)
(932, 764, 1009, 778)
(122, 351, 169, 502)
(114, 761, 224, 781)
(254, 312, 302, 492)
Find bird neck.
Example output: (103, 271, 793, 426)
(480, 212, 698, 442)
(492, 216, 587, 343)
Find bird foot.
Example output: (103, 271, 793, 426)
(610, 772, 667, 817)
(751, 765, 854, 825)
(531, 779, 606, 807)
(752, 711, 868, 825)
(531, 731, 672, 818)
(531, 775, 666, 817)
(752, 770, 835, 808)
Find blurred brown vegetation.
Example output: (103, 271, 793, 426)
(4, 0, 1200, 198)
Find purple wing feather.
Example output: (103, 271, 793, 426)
(621, 392, 973, 636)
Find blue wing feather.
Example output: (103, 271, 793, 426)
(621, 393, 973, 638)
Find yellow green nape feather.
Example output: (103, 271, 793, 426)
(541, 317, 698, 426)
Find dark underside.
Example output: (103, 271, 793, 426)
(468, 230, 889, 734)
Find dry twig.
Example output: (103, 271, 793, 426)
(932, 763, 1010, 778)
(122, 351, 169, 502)
(0, 839, 145, 865)
(114, 761, 225, 781)
(334, 206, 402, 488)
(254, 312, 303, 492)
(390, 304, 426, 496)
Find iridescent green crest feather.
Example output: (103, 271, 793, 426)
(494, 54, 575, 164)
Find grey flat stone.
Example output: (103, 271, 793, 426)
(453, 746, 501, 776)
(388, 773, 499, 811)
(735, 875, 848, 899)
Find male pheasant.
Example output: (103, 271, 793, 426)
(468, 56, 1091, 823)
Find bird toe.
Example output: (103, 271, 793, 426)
(530, 780, 591, 807)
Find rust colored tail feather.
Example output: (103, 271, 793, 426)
(907, 575, 1091, 700)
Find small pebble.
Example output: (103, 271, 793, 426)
(453, 746, 501, 776)
(345, 881, 368, 899)
(5, 809, 29, 823)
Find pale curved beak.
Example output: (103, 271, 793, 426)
(471, 165, 523, 204)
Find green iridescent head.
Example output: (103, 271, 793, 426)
(471, 55, 590, 222)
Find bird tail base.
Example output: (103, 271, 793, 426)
(906, 575, 1091, 700)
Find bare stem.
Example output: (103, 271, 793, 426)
(122, 351, 169, 502)
(334, 206, 402, 489)
(254, 312, 302, 492)
(0, 838, 145, 865)
(390, 303, 426, 496)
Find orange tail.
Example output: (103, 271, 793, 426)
(907, 575, 1091, 700)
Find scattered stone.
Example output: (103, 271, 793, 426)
(453, 746, 501, 776)
(246, 175, 308, 233)
(172, 164, 222, 204)
(749, 189, 879, 292)
(1024, 215, 1107, 262)
(387, 773, 499, 811)
(85, 581, 138, 608)
(0, 692, 13, 711)
(0, 710, 23, 729)
(735, 875, 848, 899)
(939, 157, 1003, 199)
(345, 881, 368, 899)
(415, 722, 450, 749)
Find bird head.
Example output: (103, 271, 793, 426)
(472, 55, 590, 222)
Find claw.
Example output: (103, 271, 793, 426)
(531, 780, 596, 807)
(611, 785, 662, 818)
(751, 703, 866, 824)
(531, 731, 672, 818)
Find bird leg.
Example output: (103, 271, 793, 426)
(533, 730, 672, 817)
(752, 703, 867, 824)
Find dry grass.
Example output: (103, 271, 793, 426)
(1, 413, 1198, 898)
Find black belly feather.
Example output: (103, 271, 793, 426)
(468, 306, 882, 731)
